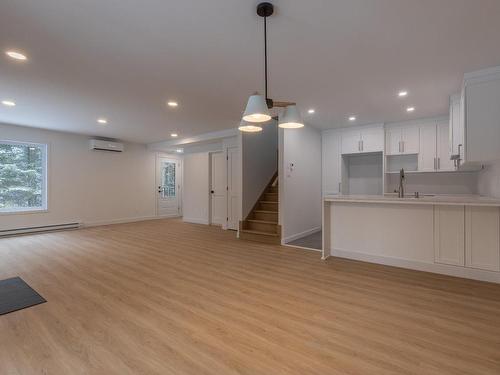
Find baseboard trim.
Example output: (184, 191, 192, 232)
(183, 217, 210, 225)
(330, 248, 500, 284)
(84, 215, 167, 227)
(283, 244, 322, 253)
(282, 226, 321, 244)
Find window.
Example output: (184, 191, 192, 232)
(162, 161, 176, 198)
(0, 141, 47, 213)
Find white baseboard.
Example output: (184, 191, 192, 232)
(84, 215, 166, 227)
(330, 248, 500, 284)
(283, 226, 321, 244)
(183, 217, 210, 225)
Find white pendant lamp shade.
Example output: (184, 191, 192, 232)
(238, 120, 263, 133)
(279, 105, 304, 129)
(242, 94, 272, 123)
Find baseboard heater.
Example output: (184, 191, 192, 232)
(0, 223, 81, 238)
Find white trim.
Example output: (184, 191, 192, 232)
(283, 243, 322, 252)
(282, 226, 321, 244)
(83, 215, 163, 227)
(328, 247, 500, 284)
(182, 217, 210, 225)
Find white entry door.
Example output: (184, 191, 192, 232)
(157, 157, 182, 217)
(227, 147, 240, 230)
(210, 152, 226, 226)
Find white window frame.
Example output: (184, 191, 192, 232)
(0, 140, 48, 214)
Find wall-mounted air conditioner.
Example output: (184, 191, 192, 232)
(89, 139, 124, 152)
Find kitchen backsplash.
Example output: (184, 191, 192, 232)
(478, 159, 500, 198)
(386, 172, 479, 195)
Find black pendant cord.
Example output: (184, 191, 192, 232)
(264, 15, 268, 101)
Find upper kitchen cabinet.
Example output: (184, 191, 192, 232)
(457, 66, 500, 164)
(385, 125, 419, 155)
(322, 129, 341, 195)
(341, 124, 384, 155)
(419, 120, 455, 172)
(449, 93, 463, 162)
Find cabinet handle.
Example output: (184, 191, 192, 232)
(358, 140, 361, 152)
(434, 158, 436, 170)
(338, 182, 341, 193)
(438, 158, 440, 170)
(398, 141, 401, 153)
(360, 140, 364, 152)
(402, 141, 404, 153)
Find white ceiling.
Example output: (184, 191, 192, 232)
(1, 0, 500, 144)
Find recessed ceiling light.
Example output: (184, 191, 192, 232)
(176, 148, 184, 153)
(170, 133, 178, 138)
(167, 101, 178, 107)
(349, 116, 356, 121)
(308, 109, 315, 114)
(406, 107, 415, 112)
(5, 50, 27, 61)
(1, 100, 16, 107)
(398, 90, 408, 97)
(97, 118, 108, 124)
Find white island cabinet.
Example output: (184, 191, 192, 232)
(323, 195, 500, 283)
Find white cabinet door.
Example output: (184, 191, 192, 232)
(385, 127, 402, 155)
(401, 126, 420, 154)
(341, 131, 361, 155)
(449, 94, 463, 158)
(419, 124, 437, 172)
(434, 206, 465, 266)
(465, 206, 500, 271)
(437, 122, 454, 171)
(322, 130, 341, 195)
(360, 128, 384, 153)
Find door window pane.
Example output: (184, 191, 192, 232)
(162, 161, 176, 198)
(0, 142, 47, 212)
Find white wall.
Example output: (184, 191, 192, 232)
(0, 122, 156, 230)
(281, 125, 322, 243)
(241, 121, 278, 219)
(182, 152, 210, 224)
(478, 160, 500, 198)
(386, 172, 479, 195)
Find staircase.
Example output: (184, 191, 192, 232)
(239, 175, 281, 244)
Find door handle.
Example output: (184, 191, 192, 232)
(211, 190, 214, 194)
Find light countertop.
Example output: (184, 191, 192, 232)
(324, 194, 500, 207)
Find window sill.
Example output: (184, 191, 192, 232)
(0, 208, 48, 216)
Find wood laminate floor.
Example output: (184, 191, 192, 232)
(1, 219, 500, 375)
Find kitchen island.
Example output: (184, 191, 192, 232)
(323, 195, 500, 283)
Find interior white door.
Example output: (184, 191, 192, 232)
(157, 157, 181, 217)
(210, 152, 226, 226)
(227, 147, 240, 230)
(437, 122, 454, 171)
(418, 124, 437, 171)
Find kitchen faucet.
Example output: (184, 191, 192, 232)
(398, 168, 405, 198)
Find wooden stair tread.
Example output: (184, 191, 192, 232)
(240, 229, 279, 237)
(247, 219, 278, 224)
(254, 210, 277, 213)
(260, 201, 278, 204)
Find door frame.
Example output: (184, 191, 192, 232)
(209, 151, 225, 227)
(155, 153, 183, 218)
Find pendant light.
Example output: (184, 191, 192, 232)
(279, 105, 304, 129)
(238, 120, 263, 132)
(240, 2, 304, 131)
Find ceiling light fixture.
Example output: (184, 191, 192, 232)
(406, 107, 415, 112)
(238, 120, 263, 133)
(170, 133, 178, 138)
(398, 90, 408, 97)
(176, 148, 184, 153)
(167, 101, 178, 107)
(240, 2, 304, 131)
(1, 100, 16, 107)
(308, 109, 315, 114)
(5, 50, 27, 61)
(97, 118, 108, 124)
(349, 116, 356, 121)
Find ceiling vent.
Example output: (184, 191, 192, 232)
(89, 139, 124, 152)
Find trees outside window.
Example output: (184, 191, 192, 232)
(0, 141, 47, 212)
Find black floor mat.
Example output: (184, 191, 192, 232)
(0, 277, 46, 315)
